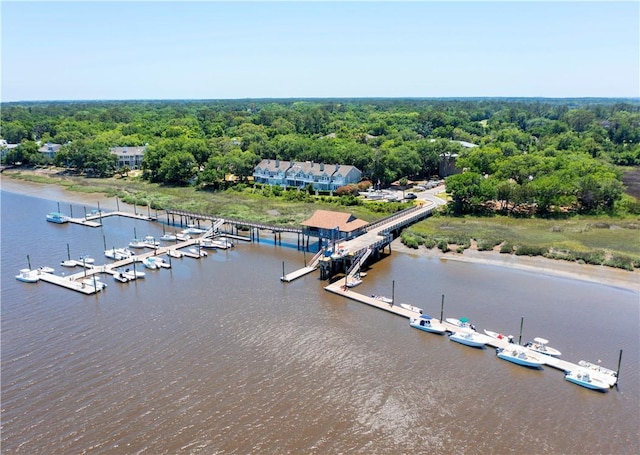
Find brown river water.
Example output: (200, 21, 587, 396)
(1, 189, 638, 454)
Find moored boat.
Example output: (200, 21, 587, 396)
(188, 248, 208, 257)
(105, 248, 133, 260)
(78, 254, 95, 265)
(46, 212, 68, 224)
(371, 295, 393, 304)
(345, 277, 362, 288)
(143, 235, 160, 247)
(400, 303, 423, 314)
(565, 369, 610, 391)
(38, 266, 55, 274)
(449, 331, 487, 348)
(128, 238, 146, 248)
(524, 337, 562, 357)
(60, 259, 77, 267)
(577, 360, 618, 387)
(445, 317, 477, 333)
(142, 257, 159, 269)
(167, 249, 183, 258)
(409, 315, 446, 334)
(160, 233, 177, 242)
(15, 269, 40, 283)
(496, 347, 544, 368)
(122, 268, 145, 280)
(113, 272, 130, 283)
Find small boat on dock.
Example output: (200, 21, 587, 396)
(167, 249, 183, 259)
(113, 272, 131, 283)
(160, 233, 177, 242)
(15, 269, 40, 283)
(371, 295, 393, 304)
(188, 248, 208, 257)
(122, 268, 145, 280)
(142, 257, 159, 269)
(78, 254, 95, 265)
(46, 212, 69, 224)
(60, 259, 77, 267)
(155, 257, 171, 268)
(400, 303, 423, 314)
(410, 315, 446, 334)
(449, 331, 487, 348)
(446, 317, 477, 333)
(524, 337, 562, 357)
(176, 232, 191, 241)
(38, 266, 55, 274)
(143, 235, 160, 247)
(577, 360, 618, 387)
(105, 248, 133, 260)
(565, 369, 610, 391)
(496, 347, 544, 368)
(128, 238, 147, 248)
(484, 330, 512, 341)
(82, 277, 107, 291)
(183, 225, 207, 235)
(345, 277, 362, 288)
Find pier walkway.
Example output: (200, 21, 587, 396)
(66, 210, 155, 228)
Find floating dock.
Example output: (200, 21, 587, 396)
(324, 282, 618, 388)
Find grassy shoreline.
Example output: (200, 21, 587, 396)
(3, 168, 640, 272)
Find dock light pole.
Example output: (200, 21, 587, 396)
(518, 316, 524, 345)
(440, 294, 445, 323)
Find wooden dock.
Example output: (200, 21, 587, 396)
(66, 211, 155, 228)
(324, 282, 618, 387)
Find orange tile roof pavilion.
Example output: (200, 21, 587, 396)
(300, 210, 368, 234)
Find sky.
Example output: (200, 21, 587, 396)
(1, 1, 639, 101)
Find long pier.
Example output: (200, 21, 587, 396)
(324, 282, 618, 388)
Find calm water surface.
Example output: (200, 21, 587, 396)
(1, 190, 638, 454)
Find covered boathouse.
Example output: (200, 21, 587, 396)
(300, 210, 368, 251)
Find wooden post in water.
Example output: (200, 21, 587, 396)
(133, 202, 137, 215)
(67, 243, 71, 261)
(84, 206, 87, 220)
(69, 204, 73, 218)
(303, 250, 307, 267)
(282, 261, 285, 280)
(83, 257, 87, 278)
(518, 316, 524, 345)
(616, 349, 623, 386)
(57, 202, 60, 213)
(116, 197, 120, 211)
(102, 235, 106, 251)
(27, 254, 32, 270)
(92, 273, 97, 292)
(391, 280, 395, 306)
(440, 294, 445, 323)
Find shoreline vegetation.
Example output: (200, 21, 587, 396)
(2, 169, 638, 292)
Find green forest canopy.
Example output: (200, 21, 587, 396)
(2, 98, 639, 215)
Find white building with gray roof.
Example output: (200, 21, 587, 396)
(253, 159, 362, 191)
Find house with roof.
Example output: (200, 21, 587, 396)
(38, 142, 62, 159)
(110, 146, 147, 169)
(253, 159, 362, 191)
(300, 209, 368, 243)
(0, 139, 19, 160)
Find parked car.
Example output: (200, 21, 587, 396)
(405, 192, 417, 200)
(413, 185, 426, 191)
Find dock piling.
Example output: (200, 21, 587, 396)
(391, 280, 395, 306)
(440, 294, 445, 322)
(616, 349, 623, 387)
(518, 316, 524, 345)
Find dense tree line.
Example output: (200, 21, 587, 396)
(1, 98, 639, 213)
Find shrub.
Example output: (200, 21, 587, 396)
(437, 240, 450, 253)
(514, 244, 548, 256)
(604, 255, 635, 271)
(424, 238, 437, 249)
(477, 238, 502, 251)
(500, 242, 513, 254)
(572, 250, 605, 265)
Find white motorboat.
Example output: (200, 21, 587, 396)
(167, 249, 183, 259)
(122, 268, 145, 280)
(105, 248, 133, 260)
(409, 315, 446, 334)
(60, 259, 77, 267)
(449, 331, 487, 348)
(15, 269, 40, 283)
(113, 271, 131, 283)
(371, 295, 393, 304)
(176, 232, 191, 241)
(400, 303, 423, 314)
(184, 225, 207, 235)
(345, 277, 362, 288)
(445, 317, 477, 333)
(496, 347, 544, 368)
(155, 257, 171, 268)
(143, 235, 160, 247)
(484, 330, 512, 341)
(160, 233, 177, 242)
(188, 248, 208, 257)
(577, 361, 618, 387)
(524, 337, 562, 357)
(38, 266, 55, 274)
(128, 238, 146, 248)
(78, 254, 95, 265)
(82, 277, 107, 291)
(565, 369, 610, 391)
(142, 257, 159, 269)
(46, 212, 68, 223)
